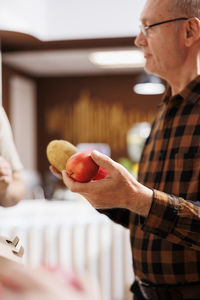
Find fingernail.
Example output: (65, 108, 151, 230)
(92, 150, 100, 155)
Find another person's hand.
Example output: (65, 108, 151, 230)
(0, 259, 102, 300)
(0, 156, 12, 190)
(0, 156, 24, 207)
(61, 151, 153, 217)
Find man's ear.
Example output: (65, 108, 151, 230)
(185, 17, 200, 47)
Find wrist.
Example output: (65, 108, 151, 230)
(127, 183, 153, 217)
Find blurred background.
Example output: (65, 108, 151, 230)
(0, 1, 166, 299)
(0, 0, 166, 198)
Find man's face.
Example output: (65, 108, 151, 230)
(135, 0, 187, 80)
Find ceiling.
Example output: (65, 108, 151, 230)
(2, 47, 145, 77)
(0, 0, 146, 41)
(0, 0, 146, 76)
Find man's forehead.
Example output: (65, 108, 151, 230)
(140, 0, 172, 23)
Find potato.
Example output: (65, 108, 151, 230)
(46, 140, 77, 172)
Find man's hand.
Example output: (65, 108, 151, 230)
(61, 151, 153, 217)
(49, 165, 63, 180)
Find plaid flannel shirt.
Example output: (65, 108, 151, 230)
(99, 76, 200, 285)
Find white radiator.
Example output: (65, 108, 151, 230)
(0, 199, 134, 300)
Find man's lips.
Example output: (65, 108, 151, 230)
(144, 53, 152, 58)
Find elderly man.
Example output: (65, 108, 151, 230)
(52, 0, 200, 299)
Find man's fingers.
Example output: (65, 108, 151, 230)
(62, 170, 100, 193)
(61, 151, 119, 194)
(91, 151, 117, 172)
(49, 166, 62, 180)
(62, 171, 83, 191)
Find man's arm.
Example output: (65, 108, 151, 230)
(141, 189, 200, 251)
(60, 150, 200, 251)
(60, 150, 153, 216)
(50, 157, 153, 229)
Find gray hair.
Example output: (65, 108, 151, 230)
(169, 0, 200, 18)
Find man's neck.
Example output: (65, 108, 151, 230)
(170, 74, 199, 96)
(169, 55, 200, 96)
(168, 69, 199, 96)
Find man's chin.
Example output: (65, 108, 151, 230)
(144, 64, 159, 77)
(144, 61, 151, 73)
(144, 66, 155, 75)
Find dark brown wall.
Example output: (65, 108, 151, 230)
(2, 64, 15, 115)
(37, 74, 162, 178)
(2, 65, 163, 179)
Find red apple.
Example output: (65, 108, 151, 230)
(92, 167, 108, 180)
(66, 151, 99, 182)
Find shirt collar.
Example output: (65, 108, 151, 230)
(162, 75, 200, 106)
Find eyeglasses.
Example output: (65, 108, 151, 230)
(140, 17, 190, 36)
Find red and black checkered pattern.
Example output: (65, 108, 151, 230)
(99, 76, 200, 285)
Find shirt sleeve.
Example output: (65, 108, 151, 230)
(0, 107, 23, 171)
(142, 189, 200, 251)
(97, 208, 130, 229)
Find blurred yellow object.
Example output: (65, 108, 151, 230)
(118, 158, 139, 179)
(131, 163, 139, 179)
(127, 122, 151, 163)
(118, 157, 133, 172)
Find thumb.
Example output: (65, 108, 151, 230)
(91, 151, 116, 173)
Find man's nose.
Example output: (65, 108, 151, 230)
(135, 30, 147, 48)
